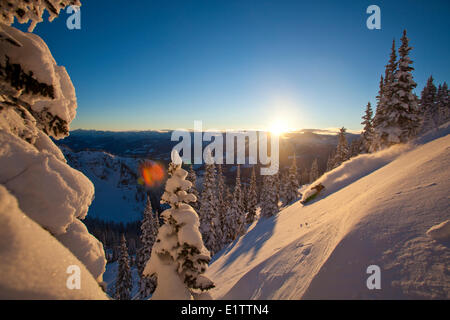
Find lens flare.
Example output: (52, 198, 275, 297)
(138, 161, 165, 187)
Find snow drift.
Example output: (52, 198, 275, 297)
(207, 131, 450, 299)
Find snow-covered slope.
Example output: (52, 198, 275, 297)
(207, 128, 450, 299)
(62, 148, 148, 222)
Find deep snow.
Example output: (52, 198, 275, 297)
(207, 126, 450, 299)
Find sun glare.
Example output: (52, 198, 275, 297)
(269, 122, 288, 136)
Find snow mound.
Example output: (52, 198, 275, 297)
(0, 130, 95, 235)
(208, 133, 450, 299)
(427, 220, 450, 242)
(0, 185, 107, 300)
(57, 219, 107, 282)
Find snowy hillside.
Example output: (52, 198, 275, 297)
(61, 147, 150, 222)
(207, 127, 450, 299)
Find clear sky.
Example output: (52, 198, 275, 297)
(14, 0, 450, 132)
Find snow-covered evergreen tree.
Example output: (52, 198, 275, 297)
(215, 164, 227, 248)
(372, 40, 397, 151)
(137, 196, 159, 299)
(246, 166, 258, 223)
(361, 102, 374, 152)
(260, 174, 279, 218)
(198, 163, 220, 255)
(309, 158, 319, 183)
(419, 76, 438, 133)
(115, 234, 132, 300)
(373, 31, 420, 149)
(436, 82, 449, 126)
(326, 151, 335, 173)
(0, 0, 81, 31)
(224, 166, 246, 241)
(143, 151, 214, 300)
(285, 155, 300, 204)
(187, 165, 200, 211)
(333, 127, 349, 168)
(301, 167, 310, 185)
(349, 139, 362, 158)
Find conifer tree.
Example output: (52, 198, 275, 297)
(372, 40, 397, 151)
(333, 127, 349, 168)
(246, 166, 258, 223)
(419, 76, 438, 133)
(349, 139, 362, 158)
(143, 151, 214, 300)
(326, 151, 335, 172)
(215, 164, 227, 248)
(260, 174, 279, 218)
(137, 196, 158, 299)
(436, 82, 449, 126)
(225, 166, 246, 241)
(373, 31, 420, 149)
(285, 155, 300, 204)
(361, 102, 374, 152)
(301, 167, 309, 185)
(115, 234, 132, 300)
(198, 163, 219, 254)
(309, 158, 319, 183)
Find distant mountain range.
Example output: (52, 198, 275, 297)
(56, 129, 360, 222)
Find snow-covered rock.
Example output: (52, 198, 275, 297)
(208, 132, 450, 299)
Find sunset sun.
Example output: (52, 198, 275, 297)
(269, 121, 288, 135)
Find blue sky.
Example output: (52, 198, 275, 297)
(14, 0, 450, 132)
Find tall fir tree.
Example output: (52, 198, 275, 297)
(349, 139, 363, 158)
(198, 163, 219, 255)
(419, 75, 438, 133)
(137, 196, 159, 299)
(372, 39, 397, 151)
(333, 127, 349, 168)
(436, 82, 450, 125)
(260, 174, 279, 218)
(143, 151, 214, 300)
(309, 158, 319, 183)
(225, 166, 246, 241)
(373, 31, 420, 149)
(285, 155, 300, 204)
(115, 234, 132, 300)
(215, 164, 227, 249)
(246, 166, 258, 223)
(361, 102, 374, 152)
(301, 167, 310, 185)
(326, 151, 335, 172)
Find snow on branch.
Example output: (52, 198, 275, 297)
(0, 0, 81, 32)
